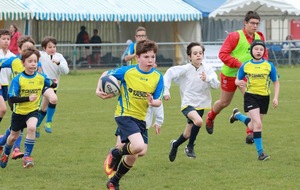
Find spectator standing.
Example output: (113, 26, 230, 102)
(90, 29, 102, 65)
(76, 26, 91, 68)
(8, 24, 21, 55)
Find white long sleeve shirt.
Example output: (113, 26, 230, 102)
(164, 62, 220, 110)
(0, 49, 15, 86)
(145, 104, 164, 129)
(39, 51, 69, 87)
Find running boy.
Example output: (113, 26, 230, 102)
(96, 39, 164, 189)
(229, 40, 279, 161)
(0, 47, 57, 168)
(36, 36, 69, 135)
(0, 35, 38, 159)
(164, 42, 219, 161)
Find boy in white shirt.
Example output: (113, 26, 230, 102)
(36, 36, 69, 135)
(164, 42, 220, 161)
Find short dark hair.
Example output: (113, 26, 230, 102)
(17, 35, 35, 48)
(244, 11, 260, 22)
(0, 29, 10, 37)
(21, 47, 40, 62)
(41, 36, 57, 49)
(136, 39, 158, 56)
(186, 42, 205, 56)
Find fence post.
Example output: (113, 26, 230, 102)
(73, 46, 77, 71)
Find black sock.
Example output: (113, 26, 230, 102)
(187, 125, 200, 148)
(111, 158, 132, 184)
(174, 134, 187, 148)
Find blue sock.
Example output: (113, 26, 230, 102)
(4, 143, 13, 156)
(24, 138, 35, 157)
(37, 110, 47, 127)
(0, 127, 11, 146)
(253, 132, 263, 156)
(235, 113, 251, 127)
(46, 103, 56, 123)
(13, 131, 23, 150)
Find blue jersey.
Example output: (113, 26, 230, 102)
(108, 65, 164, 121)
(9, 71, 54, 115)
(1, 55, 42, 79)
(237, 59, 278, 96)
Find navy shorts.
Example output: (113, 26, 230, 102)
(115, 116, 148, 144)
(0, 86, 8, 101)
(244, 92, 270, 114)
(182, 105, 204, 124)
(11, 110, 39, 132)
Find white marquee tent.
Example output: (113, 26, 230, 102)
(209, 0, 300, 20)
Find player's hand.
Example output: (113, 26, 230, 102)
(235, 79, 246, 88)
(147, 93, 153, 104)
(96, 89, 114, 99)
(273, 98, 278, 108)
(29, 94, 37, 102)
(163, 95, 170, 101)
(152, 124, 161, 134)
(200, 72, 206, 81)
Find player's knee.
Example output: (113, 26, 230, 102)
(193, 120, 203, 128)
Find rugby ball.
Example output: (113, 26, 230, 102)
(100, 75, 120, 96)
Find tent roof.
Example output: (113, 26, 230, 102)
(182, 0, 226, 17)
(14, 0, 202, 22)
(0, 0, 32, 20)
(209, 0, 300, 20)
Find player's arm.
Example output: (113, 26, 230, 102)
(163, 65, 185, 100)
(152, 104, 164, 134)
(55, 53, 70, 75)
(219, 32, 242, 68)
(96, 70, 114, 99)
(235, 64, 247, 88)
(124, 44, 135, 62)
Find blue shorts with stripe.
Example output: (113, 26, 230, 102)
(115, 116, 148, 144)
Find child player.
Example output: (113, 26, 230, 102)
(164, 42, 220, 161)
(96, 39, 164, 190)
(0, 47, 57, 168)
(229, 40, 279, 161)
(36, 36, 69, 135)
(0, 29, 15, 125)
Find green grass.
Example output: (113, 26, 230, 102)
(1, 66, 300, 190)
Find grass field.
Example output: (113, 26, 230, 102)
(1, 66, 299, 190)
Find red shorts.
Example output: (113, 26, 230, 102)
(220, 73, 238, 92)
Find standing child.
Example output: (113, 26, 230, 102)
(124, 26, 147, 65)
(0, 47, 57, 168)
(164, 42, 219, 162)
(36, 36, 69, 135)
(229, 40, 279, 161)
(96, 39, 164, 190)
(0, 29, 15, 128)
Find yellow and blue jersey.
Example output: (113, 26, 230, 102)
(0, 55, 42, 79)
(237, 59, 278, 96)
(8, 71, 54, 115)
(108, 65, 164, 121)
(124, 42, 138, 65)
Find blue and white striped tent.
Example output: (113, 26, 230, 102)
(0, 0, 32, 20)
(14, 0, 202, 22)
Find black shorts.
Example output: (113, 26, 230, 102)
(115, 116, 148, 144)
(244, 92, 270, 114)
(0, 86, 8, 101)
(182, 105, 204, 124)
(11, 110, 39, 132)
